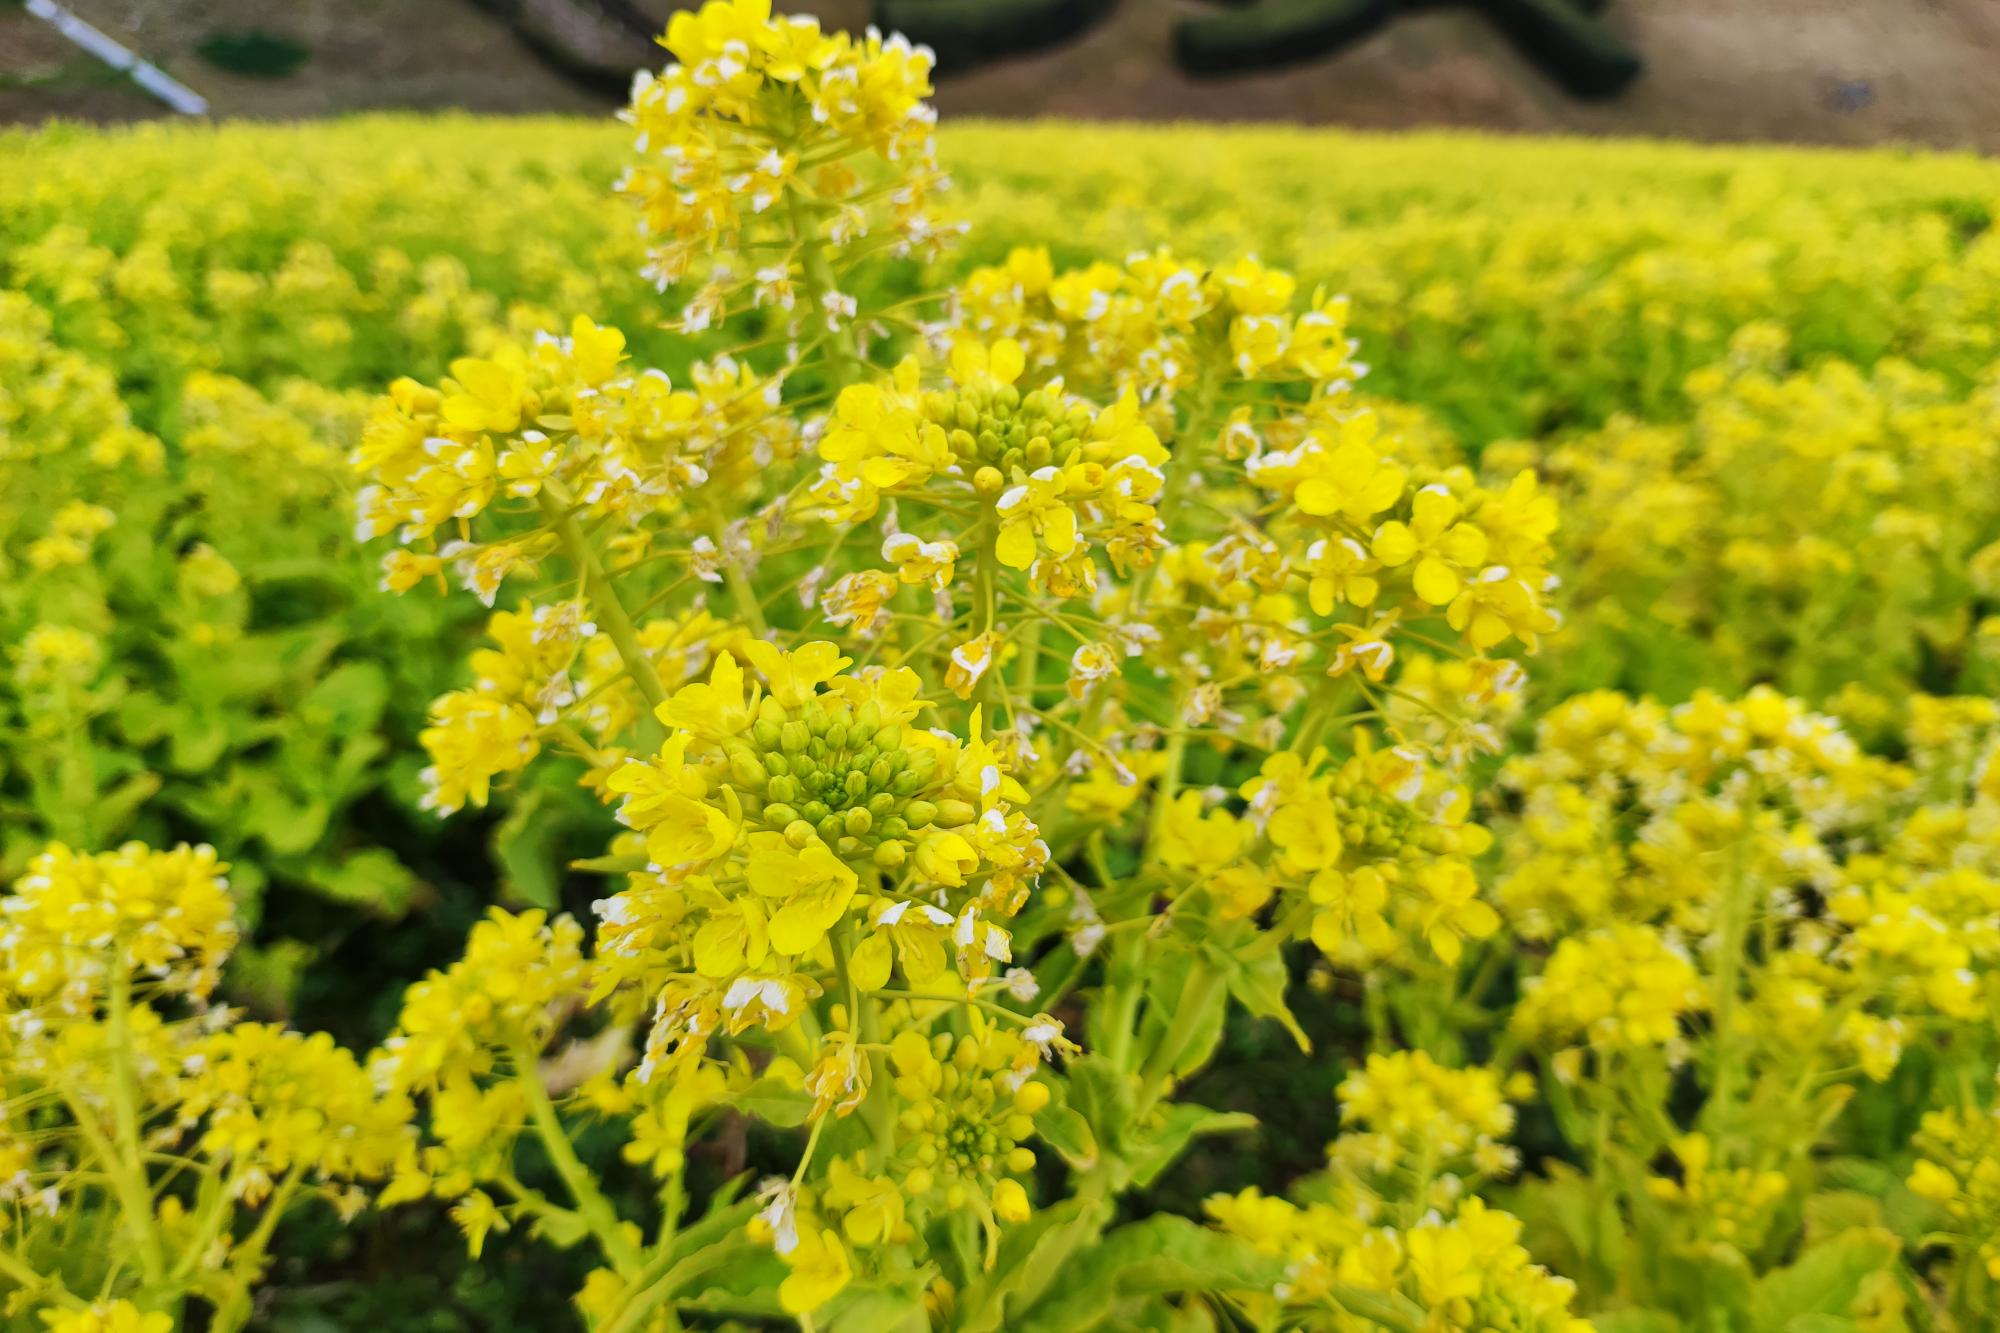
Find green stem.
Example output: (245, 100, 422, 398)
(785, 186, 861, 383)
(712, 515, 769, 638)
(104, 967, 168, 1288)
(1098, 933, 1148, 1073)
(205, 1167, 305, 1333)
(602, 1245, 739, 1333)
(831, 920, 895, 1169)
(1705, 804, 1759, 1137)
(168, 1165, 245, 1284)
(518, 1057, 645, 1276)
(539, 486, 668, 720)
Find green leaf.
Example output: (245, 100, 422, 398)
(659, 1181, 757, 1267)
(1591, 1312, 1682, 1333)
(1064, 1056, 1135, 1164)
(492, 788, 563, 909)
(1203, 936, 1311, 1053)
(223, 939, 317, 1017)
(1033, 1082, 1099, 1172)
(729, 1076, 814, 1128)
(116, 690, 175, 745)
(825, 1288, 928, 1332)
(954, 1196, 1109, 1333)
(1656, 1243, 1753, 1325)
(1136, 946, 1227, 1077)
(169, 711, 231, 772)
(1014, 1215, 1286, 1333)
(95, 771, 163, 840)
(299, 660, 388, 730)
(1801, 1190, 1884, 1241)
(306, 848, 416, 915)
(1748, 1227, 1899, 1327)
(1124, 1104, 1257, 1190)
(1780, 1318, 1860, 1333)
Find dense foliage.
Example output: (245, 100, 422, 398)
(5, 10, 2000, 1328)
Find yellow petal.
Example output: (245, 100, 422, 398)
(994, 520, 1038, 570)
(1414, 557, 1461, 606)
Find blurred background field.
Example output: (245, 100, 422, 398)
(7, 105, 2000, 1051)
(4, 0, 2000, 149)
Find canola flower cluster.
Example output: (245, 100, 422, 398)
(1206, 1054, 1586, 1331)
(7, 4, 2000, 1328)
(0, 844, 409, 1328)
(333, 2, 1574, 1324)
(1446, 688, 2000, 1322)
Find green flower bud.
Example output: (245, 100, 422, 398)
(764, 801, 800, 828)
(780, 720, 810, 754)
(933, 799, 976, 827)
(784, 819, 818, 848)
(903, 799, 939, 828)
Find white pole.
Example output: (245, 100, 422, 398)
(24, 0, 210, 117)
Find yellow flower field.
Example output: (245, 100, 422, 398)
(4, 7, 2000, 1328)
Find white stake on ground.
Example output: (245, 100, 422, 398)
(24, 0, 209, 117)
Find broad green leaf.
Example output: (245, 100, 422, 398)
(1033, 1084, 1099, 1172)
(299, 660, 389, 730)
(1591, 1312, 1682, 1333)
(1780, 1318, 1860, 1333)
(826, 1288, 928, 1332)
(1748, 1227, 1898, 1328)
(1801, 1190, 1884, 1241)
(1203, 936, 1311, 1053)
(1656, 1242, 1753, 1325)
(1124, 1104, 1258, 1189)
(1065, 1056, 1136, 1163)
(1014, 1214, 1286, 1333)
(729, 1075, 814, 1128)
(659, 1181, 757, 1266)
(116, 690, 174, 744)
(954, 1196, 1109, 1333)
(307, 848, 416, 915)
(1137, 945, 1227, 1077)
(492, 788, 563, 909)
(95, 771, 163, 839)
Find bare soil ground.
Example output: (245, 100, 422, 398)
(1, 0, 1996, 151)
